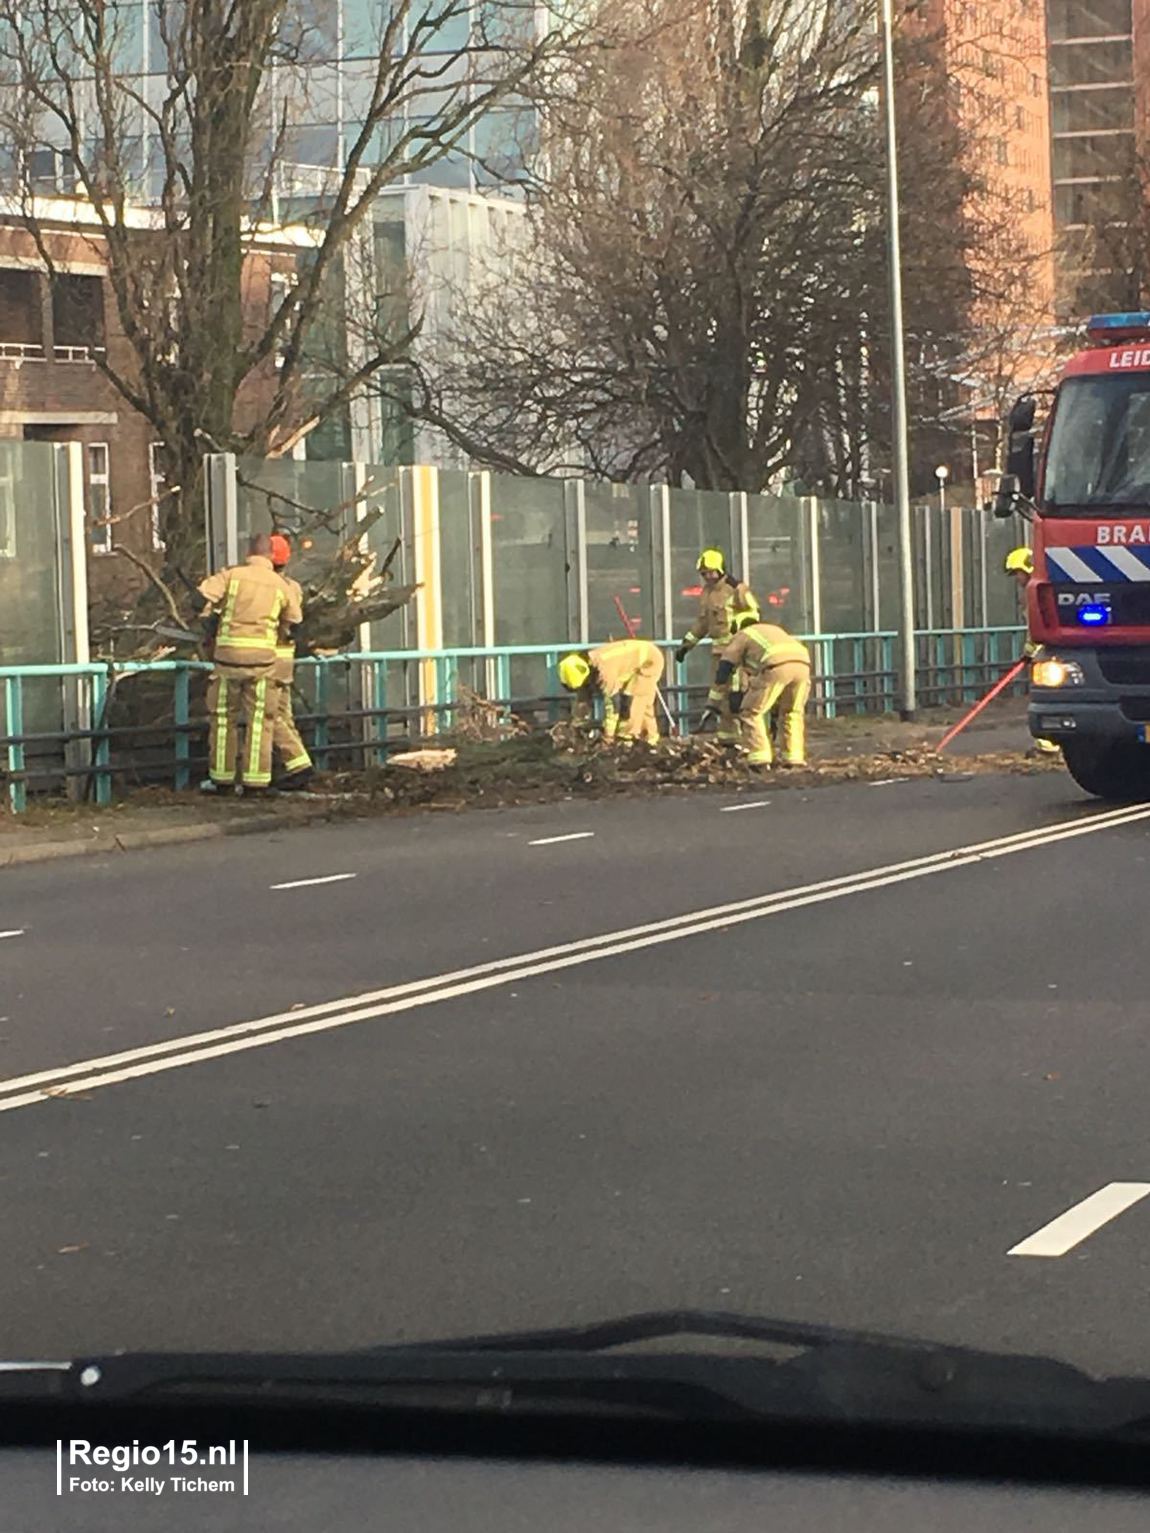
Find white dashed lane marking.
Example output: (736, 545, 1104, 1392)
(719, 801, 771, 813)
(0, 931, 24, 940)
(528, 833, 596, 847)
(1008, 1183, 1150, 1258)
(270, 874, 358, 891)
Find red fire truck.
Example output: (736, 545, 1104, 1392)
(995, 311, 1150, 799)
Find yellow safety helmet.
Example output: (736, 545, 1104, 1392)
(1004, 547, 1034, 576)
(557, 653, 591, 691)
(732, 610, 759, 633)
(697, 548, 726, 573)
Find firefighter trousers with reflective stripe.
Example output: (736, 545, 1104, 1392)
(206, 660, 277, 786)
(603, 653, 664, 744)
(272, 681, 312, 775)
(740, 661, 811, 766)
(708, 649, 739, 743)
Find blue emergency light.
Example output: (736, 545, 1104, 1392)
(1086, 312, 1150, 344)
(1076, 604, 1111, 626)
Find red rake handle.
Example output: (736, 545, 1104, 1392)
(937, 658, 1028, 752)
(612, 594, 638, 638)
(611, 593, 679, 735)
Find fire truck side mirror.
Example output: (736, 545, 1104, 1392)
(1008, 395, 1037, 434)
(992, 473, 1022, 519)
(1005, 431, 1036, 499)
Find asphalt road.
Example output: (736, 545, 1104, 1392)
(2, 765, 1150, 1384)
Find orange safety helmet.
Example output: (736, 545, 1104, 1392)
(269, 533, 292, 568)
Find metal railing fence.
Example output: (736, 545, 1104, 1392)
(0, 627, 1025, 812)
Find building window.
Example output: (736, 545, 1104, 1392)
(148, 441, 167, 551)
(1048, 38, 1133, 89)
(0, 268, 44, 359)
(1048, 0, 1132, 43)
(26, 145, 76, 193)
(88, 442, 112, 554)
(995, 137, 1010, 166)
(53, 274, 107, 362)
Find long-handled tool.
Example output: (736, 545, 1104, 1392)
(937, 658, 1028, 752)
(612, 594, 679, 735)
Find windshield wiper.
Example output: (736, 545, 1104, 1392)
(10, 1310, 1150, 1442)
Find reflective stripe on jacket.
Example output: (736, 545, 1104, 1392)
(684, 578, 755, 647)
(199, 556, 302, 667)
(720, 622, 810, 678)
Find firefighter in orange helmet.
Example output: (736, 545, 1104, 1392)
(268, 533, 314, 790)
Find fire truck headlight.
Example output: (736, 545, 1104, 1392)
(1032, 658, 1085, 689)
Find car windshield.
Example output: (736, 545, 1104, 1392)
(1043, 372, 1150, 513)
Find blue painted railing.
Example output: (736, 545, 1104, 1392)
(0, 627, 1025, 812)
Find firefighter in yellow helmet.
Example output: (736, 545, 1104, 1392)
(1005, 546, 1059, 757)
(708, 613, 811, 769)
(674, 548, 759, 743)
(557, 639, 665, 743)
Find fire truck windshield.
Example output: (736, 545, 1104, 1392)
(1043, 372, 1150, 514)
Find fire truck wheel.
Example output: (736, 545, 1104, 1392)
(1062, 740, 1150, 802)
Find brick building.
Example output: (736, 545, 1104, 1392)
(1048, 0, 1150, 313)
(912, 0, 1057, 322)
(0, 203, 302, 606)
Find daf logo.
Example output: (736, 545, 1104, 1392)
(1057, 590, 1113, 607)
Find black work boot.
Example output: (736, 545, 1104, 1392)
(276, 768, 315, 792)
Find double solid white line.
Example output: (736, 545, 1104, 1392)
(2, 802, 1149, 1116)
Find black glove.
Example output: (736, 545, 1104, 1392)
(674, 645, 690, 666)
(614, 692, 633, 722)
(697, 707, 721, 734)
(729, 690, 744, 716)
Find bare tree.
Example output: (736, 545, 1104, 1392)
(0, 0, 580, 575)
(391, 0, 886, 490)
(372, 0, 1052, 501)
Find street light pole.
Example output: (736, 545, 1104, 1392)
(881, 0, 916, 718)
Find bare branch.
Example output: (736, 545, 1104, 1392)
(109, 544, 188, 631)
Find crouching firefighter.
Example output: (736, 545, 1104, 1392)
(557, 639, 665, 743)
(706, 616, 811, 770)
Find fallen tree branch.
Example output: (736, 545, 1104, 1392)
(109, 544, 187, 631)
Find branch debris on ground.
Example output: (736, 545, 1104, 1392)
(318, 726, 1063, 814)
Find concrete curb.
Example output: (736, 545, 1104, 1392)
(0, 806, 335, 869)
